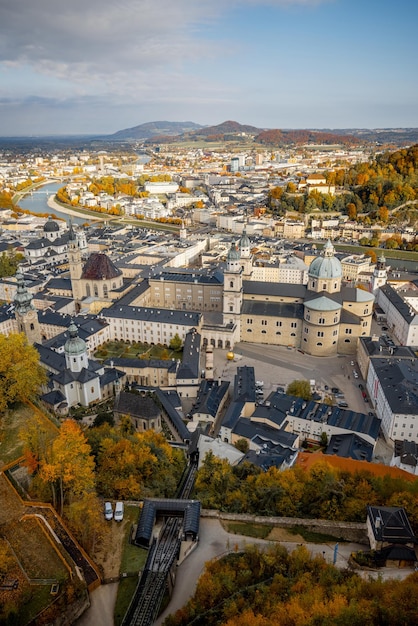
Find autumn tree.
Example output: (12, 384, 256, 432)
(0, 333, 46, 414)
(286, 379, 312, 401)
(39, 419, 95, 514)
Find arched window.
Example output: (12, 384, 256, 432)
(86, 284, 91, 297)
(94, 284, 98, 297)
(230, 280, 234, 288)
(103, 285, 108, 298)
(317, 342, 323, 346)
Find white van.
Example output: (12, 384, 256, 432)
(114, 501, 124, 522)
(104, 501, 113, 521)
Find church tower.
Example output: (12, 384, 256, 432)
(371, 253, 388, 294)
(68, 219, 84, 303)
(223, 243, 243, 335)
(14, 269, 41, 344)
(239, 228, 253, 277)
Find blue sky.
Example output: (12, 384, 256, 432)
(0, 0, 417, 135)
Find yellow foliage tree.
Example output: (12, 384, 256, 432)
(0, 333, 46, 414)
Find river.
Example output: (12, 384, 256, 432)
(17, 182, 89, 225)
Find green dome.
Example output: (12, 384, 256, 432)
(64, 322, 86, 356)
(227, 242, 241, 261)
(309, 240, 342, 279)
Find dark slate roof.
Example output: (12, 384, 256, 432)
(35, 343, 66, 373)
(265, 391, 380, 441)
(233, 366, 256, 402)
(221, 400, 245, 430)
(233, 417, 297, 447)
(359, 337, 416, 360)
(134, 499, 200, 547)
(191, 380, 230, 418)
(81, 253, 122, 280)
(380, 284, 417, 323)
(38, 309, 72, 327)
(41, 389, 67, 406)
(46, 277, 73, 291)
(103, 304, 201, 327)
(113, 280, 150, 306)
(176, 329, 201, 380)
(367, 506, 416, 544)
(371, 358, 418, 415)
(340, 309, 361, 325)
(152, 268, 223, 285)
(243, 281, 307, 299)
(100, 368, 125, 387)
(242, 447, 295, 471)
(103, 357, 176, 372)
(377, 544, 417, 562)
(114, 391, 160, 419)
(393, 439, 418, 467)
(326, 432, 373, 462)
(241, 300, 304, 319)
(154, 388, 190, 441)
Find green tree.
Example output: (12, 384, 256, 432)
(169, 333, 182, 351)
(0, 333, 46, 414)
(286, 379, 312, 401)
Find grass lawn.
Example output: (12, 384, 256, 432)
(7, 517, 69, 580)
(114, 505, 148, 625)
(114, 576, 140, 626)
(287, 525, 345, 543)
(332, 243, 418, 262)
(95, 340, 182, 362)
(223, 521, 273, 539)
(0, 403, 58, 467)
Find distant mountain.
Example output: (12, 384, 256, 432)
(188, 120, 263, 137)
(110, 121, 203, 141)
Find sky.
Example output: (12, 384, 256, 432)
(0, 0, 417, 136)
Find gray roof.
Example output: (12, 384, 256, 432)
(380, 284, 418, 324)
(241, 301, 304, 319)
(233, 366, 256, 402)
(243, 281, 307, 299)
(326, 432, 373, 462)
(114, 391, 160, 420)
(367, 506, 416, 544)
(192, 380, 230, 418)
(103, 304, 201, 327)
(371, 358, 418, 415)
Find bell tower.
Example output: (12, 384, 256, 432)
(68, 220, 83, 302)
(371, 253, 388, 294)
(223, 243, 243, 335)
(14, 269, 41, 344)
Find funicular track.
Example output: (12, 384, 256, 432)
(122, 461, 198, 626)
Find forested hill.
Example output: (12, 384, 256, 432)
(256, 128, 360, 146)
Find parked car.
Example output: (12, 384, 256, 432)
(353, 371, 359, 379)
(359, 383, 364, 391)
(338, 401, 349, 408)
(114, 501, 124, 522)
(256, 381, 264, 387)
(331, 387, 339, 394)
(104, 502, 113, 521)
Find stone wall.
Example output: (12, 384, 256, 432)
(202, 509, 369, 544)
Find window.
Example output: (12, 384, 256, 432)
(291, 322, 297, 328)
(261, 330, 266, 334)
(247, 329, 252, 332)
(345, 328, 352, 334)
(344, 339, 350, 343)
(322, 283, 327, 290)
(230, 281, 234, 288)
(261, 320, 267, 326)
(304, 327, 309, 334)
(247, 318, 253, 324)
(317, 331, 324, 337)
(290, 332, 296, 337)
(276, 321, 282, 327)
(94, 284, 98, 297)
(319, 317, 325, 324)
(276, 331, 281, 335)
(317, 342, 323, 346)
(229, 305, 233, 312)
(333, 330, 338, 336)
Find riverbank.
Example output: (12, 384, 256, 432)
(47, 195, 107, 222)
